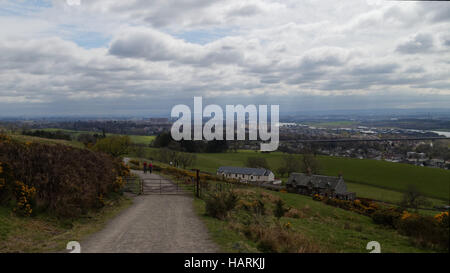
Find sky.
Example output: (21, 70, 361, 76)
(0, 0, 449, 117)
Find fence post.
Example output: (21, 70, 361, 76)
(196, 169, 200, 198)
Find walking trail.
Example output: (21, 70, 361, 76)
(81, 171, 218, 253)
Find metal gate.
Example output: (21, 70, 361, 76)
(141, 177, 184, 195)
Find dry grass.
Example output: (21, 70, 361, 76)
(239, 223, 324, 253)
(0, 196, 132, 253)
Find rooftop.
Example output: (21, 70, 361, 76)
(217, 166, 273, 176)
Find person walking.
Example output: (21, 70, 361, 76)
(149, 162, 153, 174)
(143, 162, 147, 174)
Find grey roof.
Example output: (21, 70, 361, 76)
(217, 166, 273, 176)
(287, 173, 347, 194)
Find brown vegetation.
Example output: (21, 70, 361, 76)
(0, 134, 129, 218)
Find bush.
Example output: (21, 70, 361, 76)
(242, 223, 322, 253)
(274, 199, 286, 219)
(12, 180, 36, 217)
(371, 208, 402, 228)
(434, 211, 449, 228)
(285, 208, 304, 219)
(205, 190, 239, 219)
(22, 130, 72, 141)
(129, 159, 140, 166)
(397, 212, 449, 250)
(0, 134, 129, 218)
(93, 135, 132, 157)
(0, 160, 13, 204)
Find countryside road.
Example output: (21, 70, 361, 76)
(81, 171, 218, 253)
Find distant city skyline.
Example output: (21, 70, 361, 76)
(0, 0, 449, 116)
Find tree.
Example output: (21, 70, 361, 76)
(282, 154, 301, 175)
(400, 185, 431, 211)
(301, 154, 320, 175)
(276, 166, 288, 178)
(178, 153, 197, 169)
(205, 140, 228, 153)
(77, 133, 98, 147)
(93, 135, 132, 157)
(246, 156, 269, 169)
(153, 132, 172, 148)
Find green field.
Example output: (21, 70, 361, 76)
(0, 197, 132, 253)
(156, 170, 438, 253)
(184, 150, 450, 201)
(30, 128, 156, 145)
(7, 130, 450, 204)
(10, 134, 85, 149)
(190, 185, 435, 253)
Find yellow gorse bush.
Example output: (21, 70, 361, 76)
(0, 178, 5, 191)
(283, 222, 292, 230)
(13, 181, 36, 217)
(434, 211, 449, 225)
(113, 176, 126, 192)
(401, 211, 414, 220)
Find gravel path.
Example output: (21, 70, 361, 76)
(81, 171, 218, 253)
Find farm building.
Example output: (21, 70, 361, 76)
(217, 166, 275, 184)
(286, 173, 356, 200)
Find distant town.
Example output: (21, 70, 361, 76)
(1, 114, 449, 170)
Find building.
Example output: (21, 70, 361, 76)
(286, 173, 356, 200)
(217, 166, 275, 184)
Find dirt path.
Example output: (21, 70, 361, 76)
(81, 171, 218, 253)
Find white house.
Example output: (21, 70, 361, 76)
(217, 166, 275, 184)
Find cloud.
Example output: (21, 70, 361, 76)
(109, 27, 245, 66)
(0, 0, 449, 116)
(396, 33, 434, 54)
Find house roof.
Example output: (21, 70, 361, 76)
(217, 166, 273, 176)
(287, 173, 347, 194)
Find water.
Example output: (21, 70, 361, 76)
(430, 131, 450, 137)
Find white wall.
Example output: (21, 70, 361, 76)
(217, 172, 275, 182)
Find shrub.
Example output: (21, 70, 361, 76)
(252, 199, 266, 215)
(312, 194, 324, 201)
(274, 199, 286, 219)
(434, 211, 449, 228)
(22, 130, 72, 141)
(12, 181, 36, 217)
(129, 159, 140, 166)
(0, 135, 127, 217)
(397, 212, 449, 250)
(113, 176, 125, 192)
(285, 208, 304, 219)
(371, 208, 402, 228)
(243, 223, 322, 253)
(205, 190, 239, 219)
(93, 135, 132, 157)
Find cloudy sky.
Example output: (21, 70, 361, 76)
(0, 0, 449, 117)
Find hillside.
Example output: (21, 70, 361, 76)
(36, 128, 156, 145)
(188, 150, 450, 201)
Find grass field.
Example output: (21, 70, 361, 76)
(0, 196, 132, 253)
(7, 130, 449, 204)
(190, 185, 435, 253)
(185, 150, 450, 201)
(9, 134, 85, 149)
(36, 128, 156, 145)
